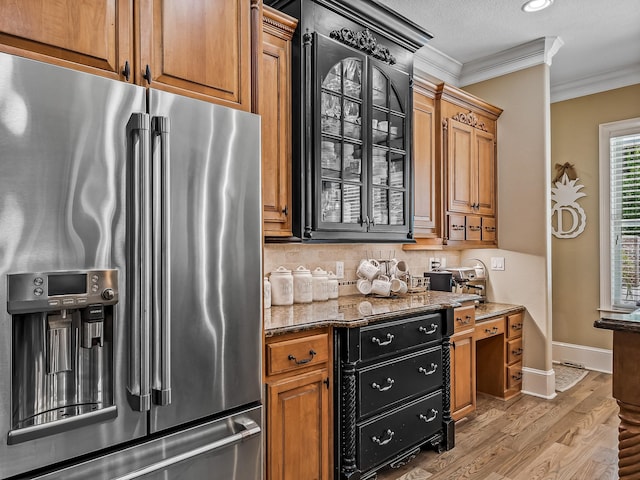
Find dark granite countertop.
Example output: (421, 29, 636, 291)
(264, 292, 525, 337)
(595, 310, 640, 333)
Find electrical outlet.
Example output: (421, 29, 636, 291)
(439, 257, 446, 269)
(428, 257, 436, 271)
(490, 257, 505, 271)
(336, 261, 344, 279)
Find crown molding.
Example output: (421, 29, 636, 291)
(551, 64, 640, 103)
(459, 37, 563, 86)
(414, 36, 564, 88)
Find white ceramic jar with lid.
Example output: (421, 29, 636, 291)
(264, 276, 271, 309)
(270, 266, 293, 305)
(293, 265, 313, 303)
(312, 267, 329, 301)
(327, 271, 339, 299)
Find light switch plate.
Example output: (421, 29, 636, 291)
(490, 257, 505, 271)
(336, 261, 344, 279)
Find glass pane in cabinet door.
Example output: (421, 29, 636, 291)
(321, 138, 341, 178)
(343, 143, 362, 182)
(372, 187, 389, 225)
(323, 63, 342, 93)
(389, 83, 402, 112)
(389, 152, 404, 188)
(372, 114, 389, 146)
(342, 58, 362, 99)
(343, 100, 361, 140)
(342, 184, 361, 224)
(322, 181, 342, 223)
(372, 68, 387, 107)
(389, 190, 404, 225)
(372, 148, 388, 186)
(322, 92, 341, 135)
(389, 115, 404, 150)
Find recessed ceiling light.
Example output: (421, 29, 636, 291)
(522, 0, 554, 12)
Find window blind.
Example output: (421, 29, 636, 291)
(610, 132, 640, 308)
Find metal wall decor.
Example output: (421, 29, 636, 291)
(329, 27, 397, 65)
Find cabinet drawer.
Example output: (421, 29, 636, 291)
(358, 347, 442, 418)
(266, 333, 329, 376)
(475, 317, 505, 340)
(448, 214, 466, 241)
(507, 338, 523, 365)
(507, 363, 523, 389)
(360, 313, 443, 361)
(357, 390, 443, 472)
(507, 312, 524, 339)
(453, 305, 475, 333)
(482, 217, 496, 242)
(466, 215, 482, 241)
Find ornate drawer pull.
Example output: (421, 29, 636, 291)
(418, 363, 438, 376)
(451, 225, 465, 231)
(371, 333, 394, 346)
(371, 429, 395, 446)
(456, 316, 471, 325)
(485, 226, 496, 232)
(511, 323, 523, 331)
(287, 349, 316, 365)
(512, 372, 523, 381)
(484, 326, 499, 335)
(512, 348, 523, 356)
(371, 377, 395, 392)
(418, 324, 438, 335)
(468, 225, 481, 231)
(419, 409, 438, 423)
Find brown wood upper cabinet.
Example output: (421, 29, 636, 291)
(440, 84, 502, 247)
(0, 0, 253, 110)
(0, 0, 132, 81)
(258, 6, 297, 237)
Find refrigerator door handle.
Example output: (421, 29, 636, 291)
(151, 116, 172, 406)
(126, 113, 152, 412)
(111, 419, 261, 480)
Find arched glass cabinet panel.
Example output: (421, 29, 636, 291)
(309, 32, 412, 242)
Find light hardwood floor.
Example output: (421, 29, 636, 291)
(376, 370, 618, 480)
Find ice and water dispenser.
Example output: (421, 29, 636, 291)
(6, 269, 118, 444)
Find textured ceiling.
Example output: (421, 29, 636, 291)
(377, 0, 640, 89)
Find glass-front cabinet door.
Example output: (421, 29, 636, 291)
(311, 33, 411, 241)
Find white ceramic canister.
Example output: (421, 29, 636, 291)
(293, 265, 313, 303)
(312, 267, 329, 301)
(270, 266, 294, 305)
(264, 276, 271, 309)
(327, 271, 339, 299)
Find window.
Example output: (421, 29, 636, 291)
(599, 118, 640, 311)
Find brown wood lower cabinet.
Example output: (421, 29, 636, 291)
(264, 329, 332, 480)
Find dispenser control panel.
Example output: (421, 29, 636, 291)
(7, 269, 118, 314)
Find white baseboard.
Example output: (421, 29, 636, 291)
(521, 367, 556, 399)
(552, 341, 613, 374)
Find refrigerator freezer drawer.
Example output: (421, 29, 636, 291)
(30, 406, 262, 480)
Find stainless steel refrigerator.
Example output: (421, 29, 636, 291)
(0, 52, 263, 479)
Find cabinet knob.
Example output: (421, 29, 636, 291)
(282, 205, 288, 216)
(143, 64, 152, 85)
(122, 60, 130, 82)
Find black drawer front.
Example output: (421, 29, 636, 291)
(358, 346, 442, 418)
(360, 313, 443, 361)
(357, 390, 443, 472)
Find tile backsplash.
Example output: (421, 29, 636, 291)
(264, 243, 460, 296)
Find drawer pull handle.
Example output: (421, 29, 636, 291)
(419, 409, 438, 423)
(371, 378, 395, 392)
(418, 324, 438, 335)
(371, 333, 394, 346)
(456, 316, 471, 325)
(512, 372, 523, 381)
(511, 323, 523, 331)
(287, 349, 316, 365)
(484, 326, 499, 335)
(371, 429, 395, 446)
(418, 363, 438, 376)
(512, 348, 523, 356)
